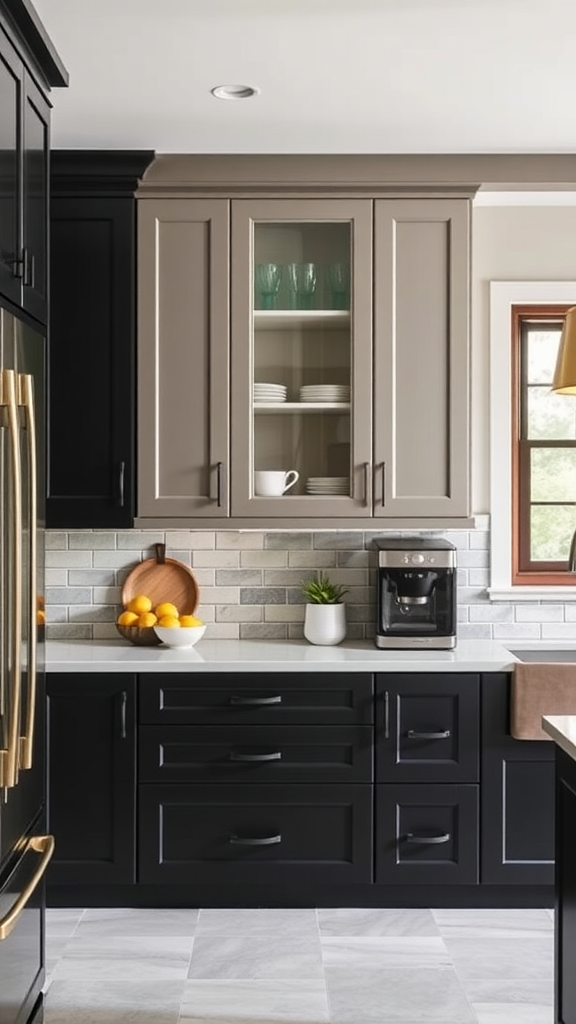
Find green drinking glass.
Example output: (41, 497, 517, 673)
(255, 263, 282, 310)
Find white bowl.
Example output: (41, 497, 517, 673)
(154, 624, 206, 648)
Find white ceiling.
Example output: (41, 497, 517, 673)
(33, 0, 576, 155)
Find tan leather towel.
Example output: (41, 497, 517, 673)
(511, 663, 576, 740)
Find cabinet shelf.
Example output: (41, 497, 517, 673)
(253, 402, 350, 414)
(254, 310, 350, 331)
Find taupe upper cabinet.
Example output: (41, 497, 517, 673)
(138, 199, 230, 518)
(136, 162, 471, 527)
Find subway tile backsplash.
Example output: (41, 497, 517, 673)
(45, 517, 576, 642)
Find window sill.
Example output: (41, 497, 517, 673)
(487, 586, 576, 602)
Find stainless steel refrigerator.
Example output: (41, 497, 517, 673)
(0, 308, 52, 1024)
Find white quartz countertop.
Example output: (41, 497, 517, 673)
(45, 637, 533, 673)
(542, 715, 576, 761)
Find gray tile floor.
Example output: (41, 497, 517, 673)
(44, 907, 555, 1024)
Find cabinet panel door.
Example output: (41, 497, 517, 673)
(375, 783, 479, 885)
(139, 672, 374, 726)
(375, 673, 480, 783)
(139, 724, 373, 784)
(373, 198, 470, 518)
(22, 70, 49, 324)
(47, 674, 137, 886)
(138, 198, 230, 518)
(481, 673, 554, 885)
(139, 783, 373, 885)
(48, 197, 136, 527)
(230, 198, 373, 519)
(0, 30, 22, 309)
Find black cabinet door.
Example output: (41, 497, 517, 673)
(481, 672, 555, 885)
(555, 747, 576, 1024)
(47, 151, 154, 528)
(21, 70, 49, 323)
(0, 29, 22, 309)
(46, 673, 137, 886)
(375, 673, 480, 783)
(139, 782, 373, 885)
(375, 783, 479, 885)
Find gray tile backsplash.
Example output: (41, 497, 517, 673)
(45, 517, 574, 642)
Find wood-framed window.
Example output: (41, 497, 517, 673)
(512, 303, 576, 584)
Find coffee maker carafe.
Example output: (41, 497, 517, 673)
(374, 537, 457, 650)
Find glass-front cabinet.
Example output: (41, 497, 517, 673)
(231, 200, 373, 517)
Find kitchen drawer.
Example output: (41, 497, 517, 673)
(375, 783, 479, 885)
(375, 674, 480, 783)
(138, 783, 373, 885)
(138, 673, 374, 725)
(139, 724, 373, 784)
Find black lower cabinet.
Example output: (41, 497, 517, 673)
(554, 746, 576, 1024)
(481, 673, 555, 885)
(46, 673, 137, 886)
(139, 783, 373, 885)
(376, 784, 479, 885)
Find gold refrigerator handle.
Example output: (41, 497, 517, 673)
(0, 369, 23, 789)
(18, 373, 37, 770)
(0, 835, 55, 941)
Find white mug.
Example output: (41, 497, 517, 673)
(254, 469, 299, 496)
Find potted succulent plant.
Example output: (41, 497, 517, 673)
(300, 572, 348, 646)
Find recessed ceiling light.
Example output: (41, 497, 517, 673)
(211, 84, 260, 101)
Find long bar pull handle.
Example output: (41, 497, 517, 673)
(229, 834, 282, 846)
(120, 691, 127, 739)
(406, 729, 451, 740)
(229, 751, 282, 762)
(0, 835, 55, 940)
(381, 462, 386, 507)
(364, 462, 371, 508)
(230, 695, 282, 706)
(0, 370, 23, 789)
(383, 690, 390, 739)
(117, 461, 125, 507)
(18, 374, 37, 771)
(405, 832, 451, 845)
(216, 461, 223, 507)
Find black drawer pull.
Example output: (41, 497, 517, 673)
(405, 832, 451, 845)
(229, 751, 282, 762)
(230, 695, 282, 706)
(406, 729, 451, 740)
(229, 834, 282, 846)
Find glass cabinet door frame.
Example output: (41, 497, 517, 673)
(230, 198, 373, 519)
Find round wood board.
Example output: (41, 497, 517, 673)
(121, 545, 199, 617)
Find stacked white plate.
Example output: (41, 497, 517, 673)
(306, 476, 349, 495)
(254, 382, 287, 403)
(299, 384, 350, 403)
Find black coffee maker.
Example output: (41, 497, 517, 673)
(374, 537, 457, 649)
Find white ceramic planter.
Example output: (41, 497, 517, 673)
(303, 602, 347, 646)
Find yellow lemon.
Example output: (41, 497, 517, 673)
(117, 610, 139, 626)
(179, 614, 203, 627)
(154, 601, 179, 619)
(127, 594, 152, 615)
(158, 614, 180, 628)
(137, 611, 157, 627)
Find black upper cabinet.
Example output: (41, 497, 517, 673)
(0, 5, 66, 322)
(47, 151, 154, 528)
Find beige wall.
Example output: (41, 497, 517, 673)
(471, 204, 576, 514)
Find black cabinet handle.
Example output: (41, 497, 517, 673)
(117, 461, 125, 507)
(230, 695, 282, 706)
(229, 834, 282, 846)
(23, 248, 35, 288)
(381, 461, 386, 507)
(229, 751, 282, 762)
(405, 832, 451, 845)
(216, 461, 223, 507)
(406, 729, 451, 740)
(383, 690, 390, 739)
(120, 691, 127, 739)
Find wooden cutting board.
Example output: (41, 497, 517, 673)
(121, 543, 199, 616)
